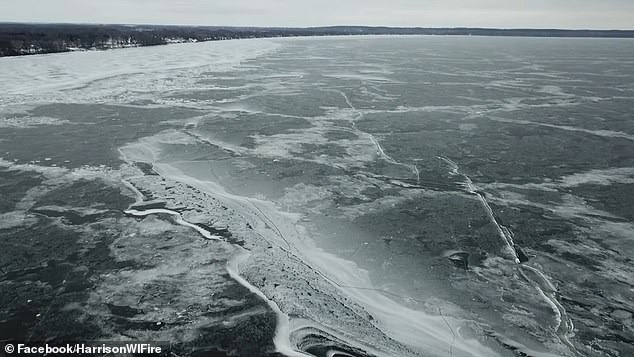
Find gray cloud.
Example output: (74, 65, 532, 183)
(1, 0, 633, 29)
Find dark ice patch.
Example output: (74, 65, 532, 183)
(37, 179, 134, 211)
(0, 168, 43, 213)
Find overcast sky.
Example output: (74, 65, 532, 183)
(1, 0, 633, 29)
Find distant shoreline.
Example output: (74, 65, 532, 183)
(2, 23, 634, 57)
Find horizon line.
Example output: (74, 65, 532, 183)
(1, 21, 633, 32)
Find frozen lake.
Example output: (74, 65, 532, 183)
(1, 36, 633, 357)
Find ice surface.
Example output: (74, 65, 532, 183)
(2, 35, 633, 357)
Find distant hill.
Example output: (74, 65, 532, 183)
(1, 23, 633, 57)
